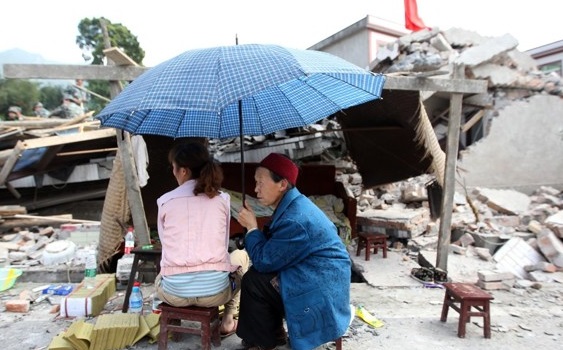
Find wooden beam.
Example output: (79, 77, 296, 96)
(4, 64, 487, 95)
(436, 63, 465, 271)
(4, 182, 21, 199)
(57, 147, 118, 157)
(103, 47, 139, 66)
(58, 111, 95, 127)
(461, 109, 485, 133)
(0, 127, 24, 140)
(20, 128, 116, 149)
(0, 205, 27, 216)
(73, 84, 111, 102)
(1, 119, 79, 129)
(2, 63, 148, 81)
(100, 21, 151, 247)
(384, 76, 487, 94)
(0, 140, 25, 185)
(13, 214, 100, 224)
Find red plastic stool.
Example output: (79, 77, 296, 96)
(356, 232, 387, 261)
(158, 303, 221, 350)
(440, 283, 494, 338)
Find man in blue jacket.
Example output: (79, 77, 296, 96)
(236, 153, 351, 350)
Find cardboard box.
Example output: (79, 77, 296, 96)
(60, 274, 116, 317)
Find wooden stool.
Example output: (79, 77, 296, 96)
(440, 283, 494, 338)
(356, 232, 387, 261)
(158, 303, 221, 350)
(122, 246, 162, 312)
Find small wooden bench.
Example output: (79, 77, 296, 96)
(356, 232, 387, 261)
(440, 283, 494, 338)
(158, 303, 221, 350)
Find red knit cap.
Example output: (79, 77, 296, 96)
(259, 153, 299, 185)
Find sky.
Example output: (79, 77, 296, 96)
(1, 0, 560, 67)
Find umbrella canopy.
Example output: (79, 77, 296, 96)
(96, 44, 386, 139)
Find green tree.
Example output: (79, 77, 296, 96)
(39, 85, 64, 111)
(75, 17, 144, 112)
(76, 17, 145, 66)
(0, 79, 41, 118)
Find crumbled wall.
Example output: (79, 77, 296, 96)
(457, 95, 563, 194)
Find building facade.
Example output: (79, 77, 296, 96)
(308, 15, 408, 70)
(526, 40, 563, 76)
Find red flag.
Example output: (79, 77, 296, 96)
(404, 0, 427, 31)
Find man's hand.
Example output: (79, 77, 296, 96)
(237, 200, 258, 232)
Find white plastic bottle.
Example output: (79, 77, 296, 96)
(124, 226, 135, 255)
(84, 249, 97, 289)
(129, 285, 144, 314)
(151, 292, 162, 314)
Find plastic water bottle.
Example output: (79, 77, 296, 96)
(133, 281, 143, 299)
(84, 249, 97, 289)
(129, 285, 144, 314)
(151, 293, 162, 314)
(124, 226, 135, 255)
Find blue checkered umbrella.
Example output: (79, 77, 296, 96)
(96, 44, 386, 139)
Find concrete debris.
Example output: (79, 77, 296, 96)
(373, 27, 563, 196)
(536, 229, 563, 267)
(347, 172, 562, 286)
(473, 188, 532, 215)
(375, 27, 562, 96)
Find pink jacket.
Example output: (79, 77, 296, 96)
(157, 180, 237, 276)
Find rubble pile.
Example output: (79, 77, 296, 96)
(0, 114, 116, 211)
(339, 166, 563, 289)
(0, 213, 99, 271)
(374, 27, 562, 96)
(373, 27, 563, 154)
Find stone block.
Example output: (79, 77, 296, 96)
(476, 279, 514, 290)
(457, 232, 475, 247)
(5, 299, 30, 313)
(457, 33, 519, 67)
(449, 244, 467, 255)
(524, 261, 557, 273)
(527, 220, 543, 234)
(536, 229, 563, 267)
(478, 269, 515, 282)
(493, 237, 546, 279)
(486, 215, 521, 228)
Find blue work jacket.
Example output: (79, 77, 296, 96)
(245, 187, 351, 350)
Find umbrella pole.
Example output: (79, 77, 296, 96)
(239, 99, 245, 207)
(235, 99, 247, 250)
(234, 37, 247, 250)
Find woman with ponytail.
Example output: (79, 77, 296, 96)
(155, 141, 249, 336)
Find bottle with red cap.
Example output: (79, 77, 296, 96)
(124, 226, 135, 255)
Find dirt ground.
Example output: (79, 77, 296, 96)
(1, 249, 562, 350)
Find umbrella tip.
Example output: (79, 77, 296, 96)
(235, 34, 238, 45)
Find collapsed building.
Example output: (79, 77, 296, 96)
(1, 27, 562, 288)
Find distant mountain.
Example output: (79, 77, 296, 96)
(0, 48, 59, 65)
(0, 48, 70, 85)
